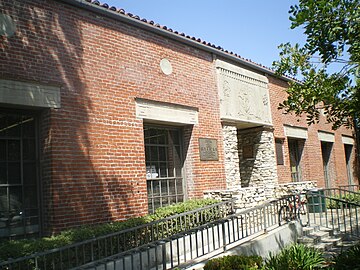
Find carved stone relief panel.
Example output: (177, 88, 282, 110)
(216, 60, 272, 126)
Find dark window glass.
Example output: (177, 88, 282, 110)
(0, 164, 6, 184)
(275, 138, 284, 165)
(150, 146, 158, 161)
(152, 181, 160, 196)
(0, 116, 8, 137)
(22, 118, 35, 138)
(0, 112, 39, 239)
(0, 141, 6, 161)
(7, 115, 21, 137)
(24, 186, 37, 208)
(344, 144, 354, 185)
(0, 187, 7, 211)
(321, 141, 333, 188)
(144, 126, 184, 213)
(8, 163, 21, 184)
(8, 140, 20, 161)
(170, 130, 180, 145)
(9, 186, 22, 213)
(24, 163, 36, 185)
(176, 179, 183, 194)
(288, 139, 304, 182)
(23, 139, 35, 161)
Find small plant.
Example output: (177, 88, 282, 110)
(264, 243, 325, 270)
(331, 243, 360, 269)
(326, 196, 341, 209)
(204, 254, 263, 270)
(326, 192, 360, 209)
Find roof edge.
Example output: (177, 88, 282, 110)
(56, 0, 293, 82)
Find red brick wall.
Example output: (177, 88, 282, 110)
(0, 0, 226, 234)
(268, 75, 357, 187)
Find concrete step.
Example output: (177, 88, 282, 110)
(322, 238, 360, 260)
(321, 236, 343, 246)
(302, 226, 319, 236)
(305, 242, 334, 252)
(298, 230, 331, 245)
(300, 225, 360, 261)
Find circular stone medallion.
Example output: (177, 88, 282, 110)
(160, 58, 173, 75)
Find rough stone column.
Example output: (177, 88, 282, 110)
(238, 127, 278, 197)
(222, 124, 241, 188)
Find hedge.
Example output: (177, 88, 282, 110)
(0, 198, 220, 262)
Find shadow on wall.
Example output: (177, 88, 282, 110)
(0, 0, 140, 236)
(237, 129, 260, 188)
(224, 222, 301, 259)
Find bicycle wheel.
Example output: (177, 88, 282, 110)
(298, 203, 309, 227)
(279, 205, 292, 225)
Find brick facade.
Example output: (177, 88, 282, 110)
(0, 0, 357, 237)
(268, 76, 356, 187)
(0, 0, 226, 234)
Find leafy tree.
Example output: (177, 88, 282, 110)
(273, 0, 360, 129)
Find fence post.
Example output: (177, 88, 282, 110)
(159, 241, 167, 270)
(263, 207, 267, 233)
(293, 195, 297, 218)
(222, 221, 227, 252)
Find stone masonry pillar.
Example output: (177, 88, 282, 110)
(222, 124, 241, 189)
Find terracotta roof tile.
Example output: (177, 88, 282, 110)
(79, 0, 290, 78)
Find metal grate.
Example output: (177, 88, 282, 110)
(0, 112, 39, 239)
(144, 126, 184, 213)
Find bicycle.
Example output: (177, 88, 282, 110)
(278, 193, 308, 227)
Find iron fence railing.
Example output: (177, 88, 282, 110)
(0, 199, 234, 270)
(78, 196, 291, 270)
(306, 188, 360, 239)
(338, 185, 360, 193)
(8, 191, 356, 270)
(323, 187, 360, 198)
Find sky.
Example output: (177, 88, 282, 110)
(102, 0, 306, 69)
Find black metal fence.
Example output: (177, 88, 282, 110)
(5, 189, 359, 270)
(0, 200, 234, 270)
(78, 197, 291, 270)
(338, 184, 360, 193)
(306, 188, 360, 239)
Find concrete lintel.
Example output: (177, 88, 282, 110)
(135, 98, 198, 125)
(342, 135, 355, 145)
(284, 125, 308, 139)
(318, 131, 335, 143)
(0, 79, 61, 108)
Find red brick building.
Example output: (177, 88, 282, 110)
(269, 76, 356, 188)
(0, 0, 357, 238)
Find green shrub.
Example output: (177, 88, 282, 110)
(0, 198, 221, 262)
(264, 243, 325, 270)
(204, 255, 263, 270)
(326, 195, 341, 209)
(326, 192, 360, 209)
(331, 243, 360, 269)
(149, 198, 219, 220)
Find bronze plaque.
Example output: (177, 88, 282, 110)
(199, 138, 218, 161)
(242, 145, 254, 159)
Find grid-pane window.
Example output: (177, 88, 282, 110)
(288, 139, 303, 182)
(0, 113, 39, 239)
(344, 144, 354, 185)
(321, 141, 333, 188)
(144, 126, 184, 213)
(275, 138, 284, 165)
